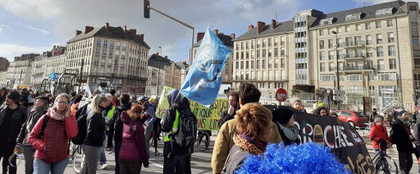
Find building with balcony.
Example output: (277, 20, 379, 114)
(66, 22, 150, 95)
(30, 51, 66, 90)
(0, 71, 7, 87)
(6, 60, 32, 88)
(146, 53, 171, 96)
(233, 1, 420, 110)
(193, 29, 235, 85)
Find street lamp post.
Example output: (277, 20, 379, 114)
(331, 31, 340, 109)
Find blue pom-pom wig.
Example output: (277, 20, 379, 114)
(236, 142, 350, 174)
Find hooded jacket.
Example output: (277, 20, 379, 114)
(16, 105, 48, 145)
(107, 103, 132, 147)
(28, 110, 78, 164)
(0, 105, 27, 143)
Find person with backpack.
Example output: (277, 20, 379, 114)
(28, 93, 78, 174)
(119, 104, 149, 173)
(81, 94, 108, 174)
(106, 94, 132, 174)
(15, 96, 49, 174)
(162, 89, 197, 174)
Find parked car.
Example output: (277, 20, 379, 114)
(335, 110, 369, 128)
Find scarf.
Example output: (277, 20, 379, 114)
(279, 124, 298, 141)
(232, 133, 267, 155)
(50, 108, 66, 121)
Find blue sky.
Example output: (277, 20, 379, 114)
(0, 0, 401, 62)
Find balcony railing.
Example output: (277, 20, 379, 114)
(342, 65, 375, 71)
(340, 53, 365, 60)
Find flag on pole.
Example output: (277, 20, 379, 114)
(180, 27, 232, 106)
(49, 70, 57, 81)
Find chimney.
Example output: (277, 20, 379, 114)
(230, 33, 235, 39)
(129, 29, 136, 36)
(85, 26, 94, 34)
(76, 30, 82, 36)
(213, 29, 219, 35)
(257, 21, 265, 33)
(197, 32, 205, 42)
(105, 22, 109, 30)
(156, 52, 159, 56)
(123, 25, 127, 32)
(139, 34, 144, 41)
(165, 56, 168, 59)
(271, 19, 276, 30)
(248, 25, 254, 31)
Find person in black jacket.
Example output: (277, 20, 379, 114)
(272, 107, 300, 146)
(0, 91, 27, 174)
(106, 93, 131, 174)
(390, 111, 415, 174)
(0, 87, 7, 106)
(15, 96, 49, 174)
(218, 91, 239, 129)
(81, 94, 108, 174)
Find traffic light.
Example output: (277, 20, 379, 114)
(144, 0, 150, 18)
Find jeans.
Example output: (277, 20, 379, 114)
(114, 142, 121, 174)
(99, 146, 106, 165)
(33, 157, 69, 174)
(23, 145, 36, 174)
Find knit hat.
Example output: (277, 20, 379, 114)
(273, 107, 294, 125)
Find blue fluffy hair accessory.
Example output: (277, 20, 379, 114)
(236, 142, 350, 174)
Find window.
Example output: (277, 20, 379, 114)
(365, 23, 371, 30)
(281, 58, 285, 68)
(366, 35, 372, 45)
(328, 51, 334, 60)
(257, 50, 260, 58)
(389, 59, 396, 69)
(388, 45, 396, 56)
(377, 46, 383, 57)
(281, 36, 285, 46)
(414, 37, 419, 44)
(320, 74, 334, 81)
(356, 24, 362, 31)
(320, 63, 325, 72)
(256, 60, 260, 68)
(274, 48, 278, 57)
(378, 59, 385, 70)
(235, 62, 239, 69)
(262, 60, 265, 68)
(320, 51, 325, 60)
(347, 86, 364, 95)
(376, 34, 382, 44)
(328, 39, 333, 48)
(268, 49, 272, 57)
(378, 72, 397, 81)
(274, 38, 279, 46)
(103, 40, 108, 47)
(319, 30, 324, 36)
(268, 38, 272, 47)
(376, 21, 381, 28)
(262, 39, 266, 48)
(281, 48, 285, 56)
(387, 19, 393, 27)
(366, 60, 373, 69)
(257, 40, 260, 48)
(367, 49, 373, 58)
(388, 32, 394, 43)
(262, 49, 266, 58)
(346, 37, 353, 46)
(97, 39, 102, 46)
(347, 74, 363, 81)
(355, 36, 362, 45)
(274, 59, 278, 68)
(268, 60, 272, 68)
(319, 40, 324, 49)
(345, 26, 350, 32)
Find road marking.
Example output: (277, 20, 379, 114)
(150, 161, 163, 168)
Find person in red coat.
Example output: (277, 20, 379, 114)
(369, 115, 391, 153)
(28, 93, 78, 174)
(119, 104, 149, 173)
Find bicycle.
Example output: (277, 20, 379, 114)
(372, 143, 398, 174)
(196, 130, 210, 152)
(70, 143, 85, 174)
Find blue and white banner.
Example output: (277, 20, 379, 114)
(180, 27, 232, 106)
(49, 70, 57, 81)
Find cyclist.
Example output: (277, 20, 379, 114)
(369, 116, 391, 153)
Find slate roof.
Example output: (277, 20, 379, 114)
(234, 20, 294, 41)
(311, 1, 407, 27)
(148, 54, 172, 69)
(194, 33, 234, 47)
(67, 26, 150, 49)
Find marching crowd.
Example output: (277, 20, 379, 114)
(1, 83, 420, 174)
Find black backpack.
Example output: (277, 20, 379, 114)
(173, 109, 197, 150)
(71, 113, 88, 145)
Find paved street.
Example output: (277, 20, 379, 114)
(11, 130, 419, 174)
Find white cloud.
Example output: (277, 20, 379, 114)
(0, 43, 49, 61)
(0, 0, 61, 19)
(18, 23, 49, 34)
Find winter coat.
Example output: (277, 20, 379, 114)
(28, 111, 78, 164)
(84, 111, 106, 147)
(211, 119, 282, 174)
(218, 109, 236, 129)
(144, 103, 157, 127)
(107, 103, 132, 147)
(390, 119, 414, 152)
(16, 105, 48, 145)
(369, 123, 391, 149)
(119, 111, 149, 167)
(0, 105, 27, 143)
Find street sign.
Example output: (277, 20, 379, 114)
(276, 88, 287, 102)
(333, 95, 346, 101)
(332, 90, 346, 95)
(415, 106, 419, 111)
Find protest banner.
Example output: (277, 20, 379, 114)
(275, 106, 375, 173)
(157, 86, 228, 130)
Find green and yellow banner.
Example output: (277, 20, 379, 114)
(156, 86, 228, 130)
